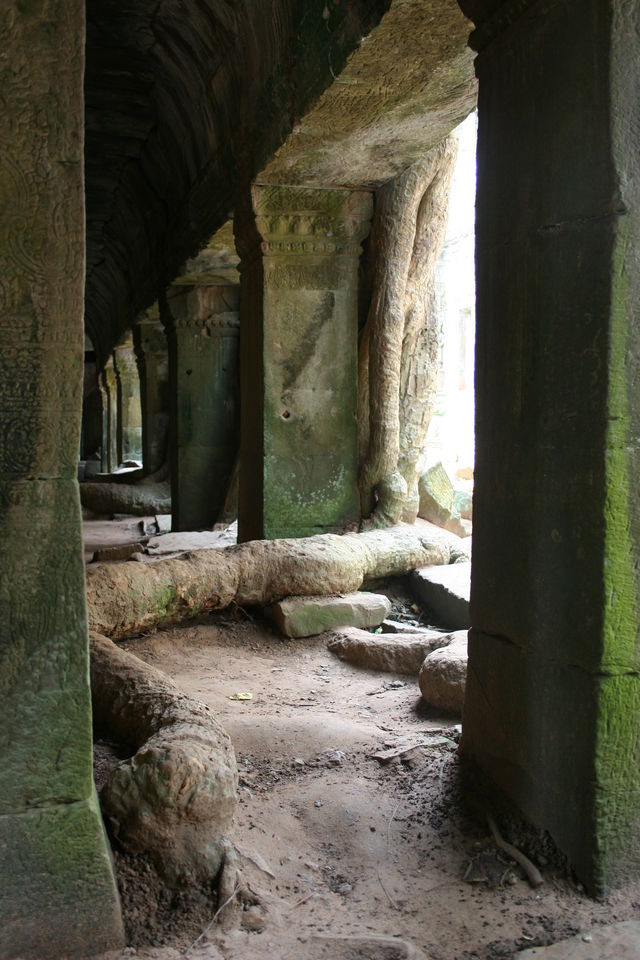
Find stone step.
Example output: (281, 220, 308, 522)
(265, 592, 391, 639)
(327, 625, 451, 675)
(411, 561, 471, 630)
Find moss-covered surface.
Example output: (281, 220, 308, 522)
(464, 0, 640, 897)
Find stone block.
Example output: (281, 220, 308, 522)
(328, 625, 451, 675)
(418, 630, 468, 714)
(265, 592, 391, 638)
(418, 463, 466, 535)
(0, 796, 124, 957)
(411, 561, 471, 629)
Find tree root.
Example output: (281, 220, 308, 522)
(487, 815, 544, 889)
(87, 524, 468, 640)
(90, 633, 237, 886)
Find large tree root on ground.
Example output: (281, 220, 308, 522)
(87, 525, 468, 640)
(90, 633, 238, 888)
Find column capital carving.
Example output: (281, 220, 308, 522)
(165, 283, 240, 335)
(133, 320, 167, 359)
(248, 186, 373, 261)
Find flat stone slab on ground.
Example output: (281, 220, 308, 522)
(146, 521, 238, 555)
(418, 630, 468, 714)
(411, 561, 471, 630)
(266, 592, 391, 638)
(518, 921, 640, 959)
(327, 626, 451, 675)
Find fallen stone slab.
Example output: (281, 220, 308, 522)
(146, 521, 238, 556)
(266, 592, 391, 639)
(327, 625, 451, 675)
(381, 618, 434, 635)
(411, 561, 471, 629)
(418, 629, 468, 714)
(93, 542, 144, 563)
(517, 921, 640, 959)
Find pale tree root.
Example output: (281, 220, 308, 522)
(90, 632, 239, 890)
(87, 524, 469, 640)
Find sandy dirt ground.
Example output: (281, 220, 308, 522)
(94, 605, 640, 960)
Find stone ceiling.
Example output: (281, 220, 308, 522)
(84, 0, 476, 365)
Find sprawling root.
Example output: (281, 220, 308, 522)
(90, 633, 238, 887)
(87, 524, 467, 640)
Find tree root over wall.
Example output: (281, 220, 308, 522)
(87, 524, 467, 640)
(90, 632, 241, 891)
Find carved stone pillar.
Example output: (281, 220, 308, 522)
(100, 357, 118, 473)
(462, 0, 640, 895)
(236, 186, 372, 541)
(163, 284, 240, 531)
(113, 334, 142, 465)
(133, 311, 169, 477)
(0, 2, 124, 953)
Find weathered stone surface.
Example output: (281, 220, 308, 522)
(418, 462, 466, 535)
(257, 0, 475, 189)
(113, 335, 143, 465)
(517, 921, 640, 959)
(0, 2, 124, 953)
(80, 480, 171, 516)
(411, 562, 471, 629)
(327, 626, 450, 675)
(419, 631, 468, 714)
(266, 592, 391, 639)
(146, 523, 238, 556)
(238, 186, 372, 541)
(133, 312, 169, 477)
(163, 284, 239, 532)
(463, 0, 640, 895)
(453, 488, 473, 520)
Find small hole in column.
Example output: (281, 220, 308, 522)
(282, 410, 291, 420)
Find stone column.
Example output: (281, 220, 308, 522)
(133, 311, 169, 477)
(236, 186, 372, 541)
(0, 2, 124, 954)
(100, 357, 118, 473)
(462, 0, 640, 895)
(114, 334, 143, 465)
(163, 284, 240, 531)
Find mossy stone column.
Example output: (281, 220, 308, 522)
(100, 357, 118, 473)
(164, 284, 240, 530)
(463, 0, 640, 895)
(114, 335, 143, 465)
(0, 2, 124, 954)
(133, 312, 169, 476)
(237, 186, 372, 541)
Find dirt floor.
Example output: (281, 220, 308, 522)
(95, 603, 640, 960)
